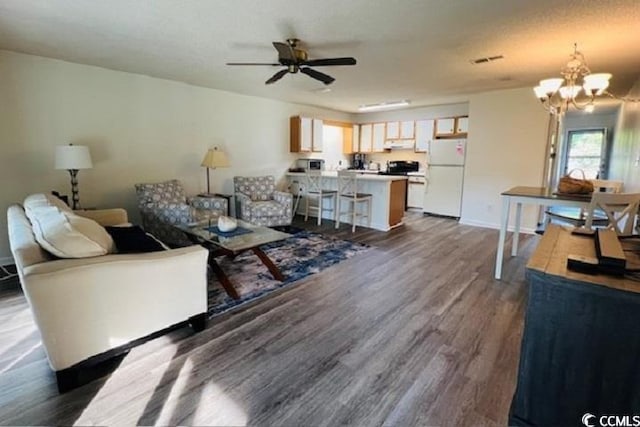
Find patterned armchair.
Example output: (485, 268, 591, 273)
(134, 179, 227, 246)
(233, 176, 293, 227)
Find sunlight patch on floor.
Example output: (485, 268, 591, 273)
(191, 382, 247, 426)
(74, 346, 172, 425)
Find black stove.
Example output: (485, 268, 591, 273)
(379, 160, 419, 176)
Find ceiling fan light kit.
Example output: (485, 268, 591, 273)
(226, 38, 356, 85)
(358, 100, 410, 112)
(532, 43, 637, 115)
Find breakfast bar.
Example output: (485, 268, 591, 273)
(286, 171, 407, 231)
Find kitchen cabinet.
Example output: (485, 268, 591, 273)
(386, 122, 400, 139)
(290, 116, 323, 152)
(312, 118, 324, 152)
(414, 119, 434, 153)
(352, 124, 360, 152)
(360, 124, 373, 152)
(372, 123, 386, 152)
(456, 116, 469, 134)
(400, 121, 415, 139)
(435, 116, 468, 138)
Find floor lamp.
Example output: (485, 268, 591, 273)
(201, 147, 229, 195)
(55, 144, 93, 210)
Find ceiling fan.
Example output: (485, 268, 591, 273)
(226, 38, 357, 85)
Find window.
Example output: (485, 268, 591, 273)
(563, 128, 608, 179)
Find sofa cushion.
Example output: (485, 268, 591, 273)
(24, 193, 72, 213)
(105, 225, 166, 253)
(25, 205, 114, 258)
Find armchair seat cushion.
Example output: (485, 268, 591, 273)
(250, 201, 288, 218)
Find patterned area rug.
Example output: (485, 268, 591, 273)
(208, 229, 369, 316)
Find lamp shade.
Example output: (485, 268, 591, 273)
(55, 145, 93, 170)
(201, 148, 229, 169)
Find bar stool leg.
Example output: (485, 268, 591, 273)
(317, 196, 322, 226)
(335, 197, 341, 229)
(352, 200, 357, 233)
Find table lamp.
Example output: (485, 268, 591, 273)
(201, 147, 229, 194)
(55, 144, 93, 210)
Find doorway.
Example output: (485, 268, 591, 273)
(562, 128, 609, 179)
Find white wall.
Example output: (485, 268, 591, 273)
(609, 78, 640, 192)
(459, 87, 549, 232)
(0, 50, 350, 263)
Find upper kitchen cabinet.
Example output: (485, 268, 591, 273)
(290, 116, 323, 152)
(360, 123, 373, 152)
(386, 121, 400, 139)
(456, 116, 469, 134)
(435, 116, 469, 138)
(372, 123, 386, 152)
(400, 121, 415, 139)
(415, 119, 435, 153)
(312, 118, 324, 152)
(352, 124, 360, 153)
(384, 121, 415, 140)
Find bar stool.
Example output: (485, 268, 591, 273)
(336, 170, 372, 232)
(304, 170, 337, 226)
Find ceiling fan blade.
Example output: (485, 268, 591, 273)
(265, 69, 289, 85)
(226, 62, 281, 66)
(302, 57, 357, 67)
(273, 41, 295, 63)
(300, 67, 335, 85)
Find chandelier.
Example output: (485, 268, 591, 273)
(533, 44, 612, 115)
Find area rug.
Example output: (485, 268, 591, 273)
(207, 229, 369, 316)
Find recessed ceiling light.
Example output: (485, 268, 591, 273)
(358, 100, 410, 112)
(313, 87, 332, 93)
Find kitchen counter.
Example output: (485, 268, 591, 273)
(287, 171, 407, 181)
(286, 172, 407, 231)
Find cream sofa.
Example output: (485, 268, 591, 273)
(7, 195, 209, 392)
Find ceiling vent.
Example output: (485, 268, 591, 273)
(470, 55, 504, 65)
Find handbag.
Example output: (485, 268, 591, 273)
(557, 169, 594, 194)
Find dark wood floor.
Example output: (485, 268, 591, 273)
(0, 213, 537, 426)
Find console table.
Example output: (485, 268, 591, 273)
(510, 224, 640, 426)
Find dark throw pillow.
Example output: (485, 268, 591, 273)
(105, 225, 166, 254)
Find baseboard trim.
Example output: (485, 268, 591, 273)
(459, 218, 536, 235)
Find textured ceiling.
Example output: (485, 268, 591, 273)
(0, 0, 638, 112)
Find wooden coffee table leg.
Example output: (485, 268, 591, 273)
(252, 247, 285, 281)
(208, 255, 240, 300)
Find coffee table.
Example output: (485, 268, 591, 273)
(176, 219, 291, 300)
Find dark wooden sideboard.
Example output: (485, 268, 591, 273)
(510, 224, 640, 426)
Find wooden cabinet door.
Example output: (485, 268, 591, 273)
(352, 124, 360, 152)
(435, 118, 455, 136)
(400, 120, 415, 139)
(456, 116, 469, 134)
(312, 119, 323, 152)
(360, 124, 373, 152)
(415, 120, 434, 153)
(372, 123, 386, 152)
(300, 117, 313, 152)
(386, 121, 400, 139)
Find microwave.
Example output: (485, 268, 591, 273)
(296, 158, 325, 171)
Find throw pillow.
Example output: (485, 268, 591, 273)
(105, 225, 166, 253)
(26, 206, 114, 258)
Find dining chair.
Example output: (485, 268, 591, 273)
(304, 170, 337, 226)
(545, 179, 624, 228)
(335, 170, 372, 233)
(582, 192, 640, 236)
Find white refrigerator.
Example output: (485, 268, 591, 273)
(423, 139, 466, 218)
